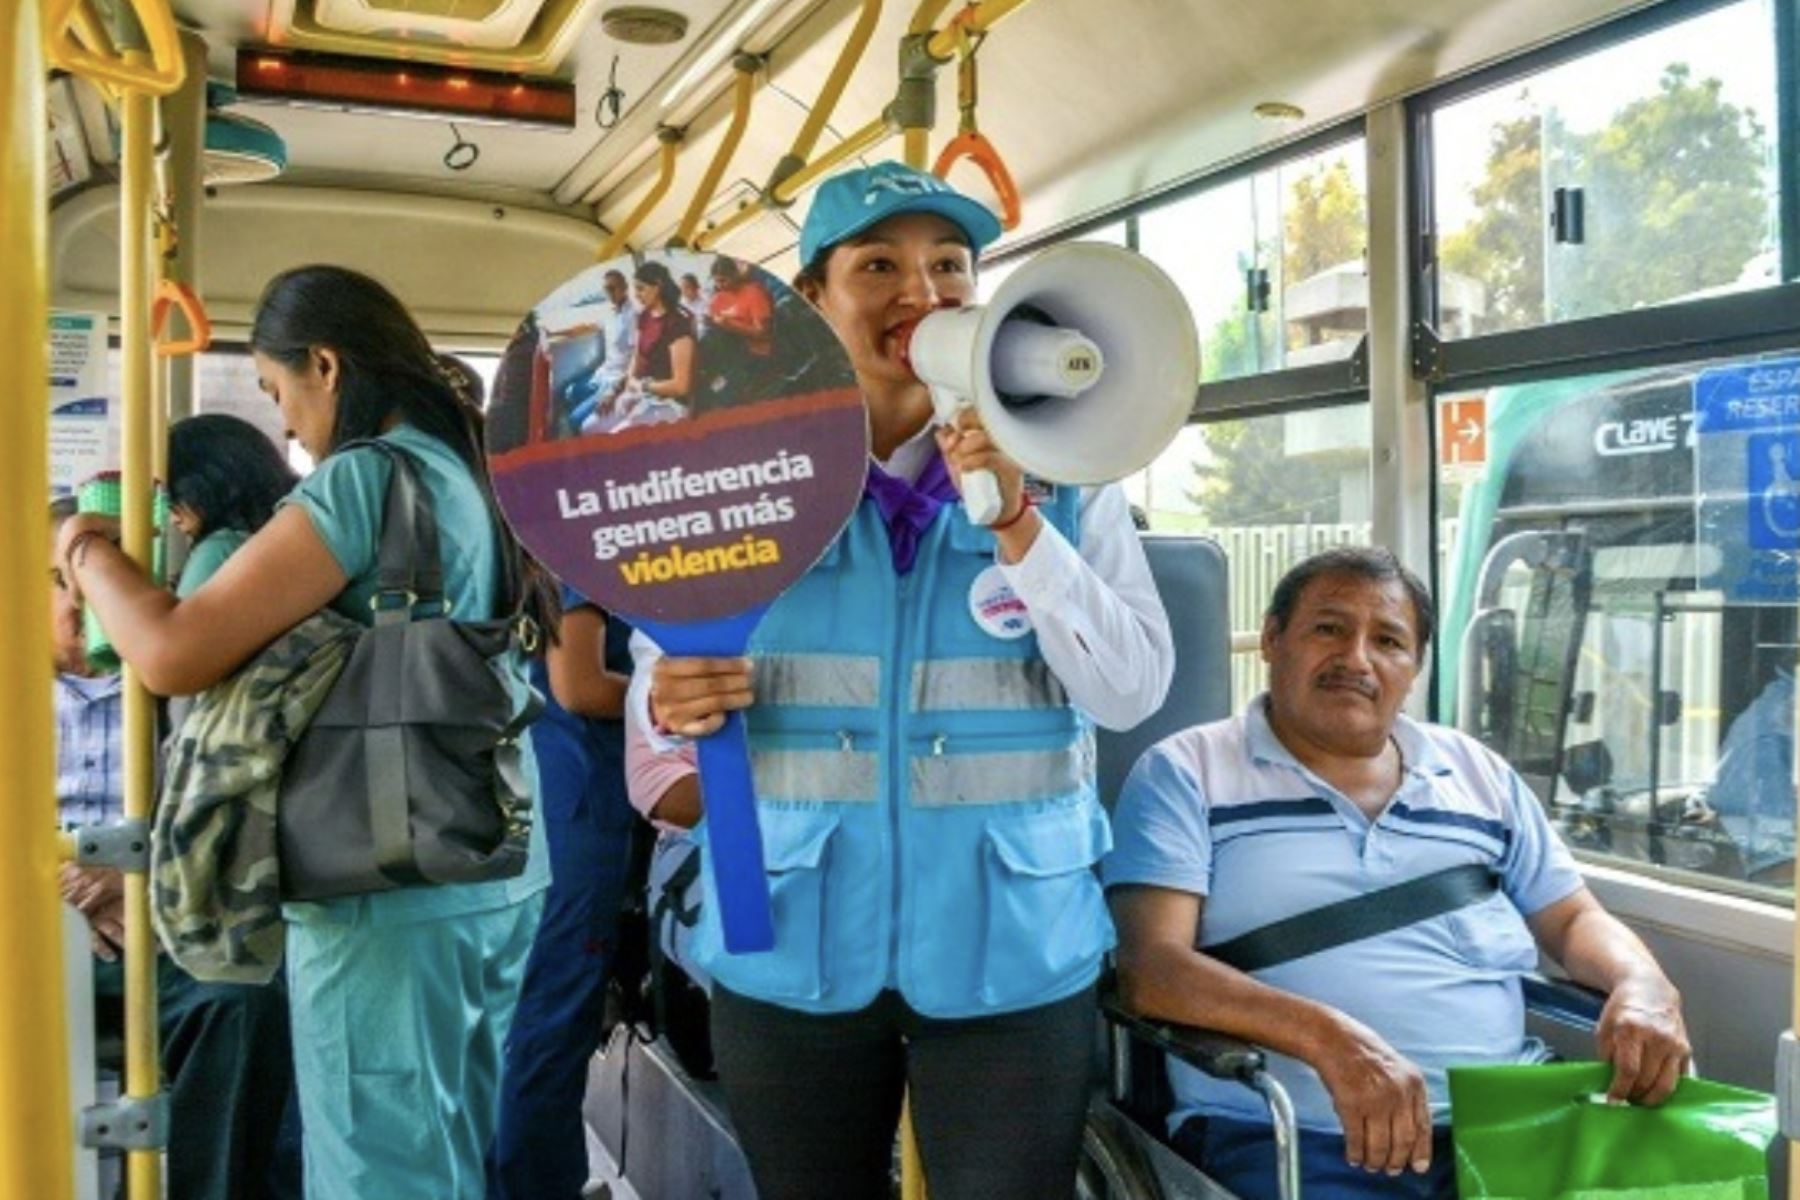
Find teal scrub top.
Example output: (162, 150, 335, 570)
(175, 528, 247, 598)
(278, 423, 551, 927)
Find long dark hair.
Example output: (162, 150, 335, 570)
(633, 260, 684, 315)
(249, 264, 558, 637)
(168, 414, 298, 539)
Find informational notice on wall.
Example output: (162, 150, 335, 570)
(48, 310, 117, 498)
(1693, 356, 1800, 604)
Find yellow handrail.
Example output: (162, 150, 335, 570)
(692, 0, 1040, 254)
(597, 127, 683, 261)
(673, 57, 758, 249)
(119, 56, 165, 1200)
(908, 0, 953, 35)
(696, 113, 894, 252)
(923, 0, 1031, 57)
(782, 0, 882, 169)
(44, 0, 185, 96)
(771, 113, 892, 205)
(66, 0, 123, 105)
(0, 0, 77, 1192)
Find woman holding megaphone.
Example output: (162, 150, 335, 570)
(630, 161, 1176, 1200)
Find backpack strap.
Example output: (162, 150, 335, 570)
(648, 843, 704, 1039)
(333, 439, 443, 885)
(337, 439, 446, 618)
(1202, 862, 1499, 974)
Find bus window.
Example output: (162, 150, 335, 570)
(1123, 402, 1371, 703)
(1438, 355, 1799, 902)
(1137, 137, 1368, 384)
(979, 222, 1124, 302)
(1427, 0, 1781, 339)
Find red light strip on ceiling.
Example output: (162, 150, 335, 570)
(235, 47, 576, 130)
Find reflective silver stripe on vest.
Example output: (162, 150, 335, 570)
(908, 737, 1093, 807)
(752, 749, 880, 804)
(754, 654, 882, 709)
(910, 659, 1069, 712)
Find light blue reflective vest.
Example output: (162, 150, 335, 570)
(689, 487, 1115, 1017)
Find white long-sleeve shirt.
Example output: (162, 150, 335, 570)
(625, 428, 1175, 799)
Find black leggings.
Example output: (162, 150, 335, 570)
(710, 984, 1097, 1200)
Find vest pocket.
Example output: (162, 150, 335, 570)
(720, 807, 840, 1002)
(978, 804, 1114, 1007)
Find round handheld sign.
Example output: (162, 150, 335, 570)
(487, 249, 868, 953)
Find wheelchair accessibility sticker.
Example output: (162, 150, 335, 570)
(1694, 357, 1800, 604)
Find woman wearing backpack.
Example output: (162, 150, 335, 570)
(58, 265, 557, 1200)
(629, 161, 1174, 1200)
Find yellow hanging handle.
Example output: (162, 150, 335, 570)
(931, 12, 1019, 230)
(151, 278, 210, 357)
(44, 0, 185, 96)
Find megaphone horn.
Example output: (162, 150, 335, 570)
(899, 242, 1200, 526)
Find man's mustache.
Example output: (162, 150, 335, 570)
(1313, 670, 1377, 698)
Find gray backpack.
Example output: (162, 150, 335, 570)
(277, 440, 542, 901)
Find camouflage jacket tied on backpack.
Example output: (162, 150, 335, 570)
(152, 608, 360, 984)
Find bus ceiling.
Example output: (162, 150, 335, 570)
(55, 0, 1660, 271)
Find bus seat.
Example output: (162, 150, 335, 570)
(1095, 536, 1233, 813)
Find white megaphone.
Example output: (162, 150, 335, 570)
(898, 242, 1200, 525)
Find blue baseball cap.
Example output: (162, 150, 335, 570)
(798, 161, 1003, 271)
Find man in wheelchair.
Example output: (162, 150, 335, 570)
(1104, 547, 1690, 1199)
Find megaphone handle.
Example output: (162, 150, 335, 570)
(961, 468, 1005, 526)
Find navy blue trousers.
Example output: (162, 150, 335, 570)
(94, 955, 300, 1200)
(1174, 1114, 1457, 1199)
(487, 723, 636, 1200)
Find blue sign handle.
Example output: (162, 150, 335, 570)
(693, 707, 775, 952)
(635, 607, 775, 954)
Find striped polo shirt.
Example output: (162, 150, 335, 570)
(1103, 695, 1583, 1133)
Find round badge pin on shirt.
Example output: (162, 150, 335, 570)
(968, 564, 1033, 639)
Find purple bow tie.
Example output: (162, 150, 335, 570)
(864, 450, 959, 574)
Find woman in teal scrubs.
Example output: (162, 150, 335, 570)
(59, 265, 558, 1199)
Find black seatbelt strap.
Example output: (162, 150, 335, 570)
(1203, 862, 1499, 974)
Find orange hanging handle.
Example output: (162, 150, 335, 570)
(151, 280, 211, 357)
(930, 7, 1020, 230)
(44, 0, 186, 96)
(933, 132, 1020, 230)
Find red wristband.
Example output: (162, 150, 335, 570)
(991, 492, 1035, 532)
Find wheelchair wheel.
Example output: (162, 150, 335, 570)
(1076, 1110, 1165, 1200)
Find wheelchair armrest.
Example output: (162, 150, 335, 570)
(1523, 972, 1608, 1033)
(1100, 991, 1267, 1086)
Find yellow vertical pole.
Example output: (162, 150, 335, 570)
(161, 31, 209, 425)
(119, 53, 164, 1200)
(0, 0, 76, 1194)
(899, 1094, 927, 1200)
(904, 127, 930, 169)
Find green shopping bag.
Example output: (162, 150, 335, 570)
(1449, 1062, 1777, 1199)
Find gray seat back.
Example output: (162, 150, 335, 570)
(1095, 536, 1233, 811)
